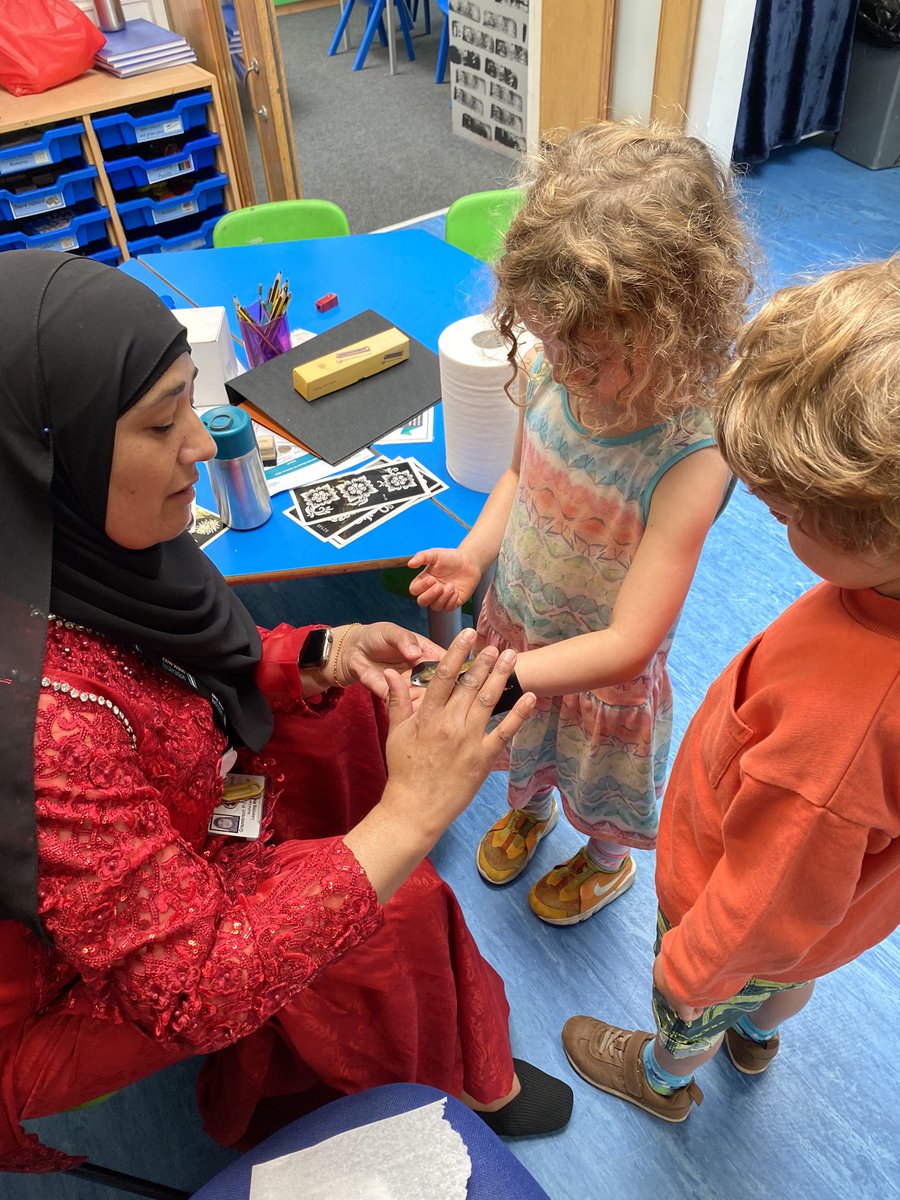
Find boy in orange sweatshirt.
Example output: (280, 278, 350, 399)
(561, 256, 900, 1122)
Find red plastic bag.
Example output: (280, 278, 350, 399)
(0, 0, 105, 97)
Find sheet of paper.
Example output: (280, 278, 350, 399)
(376, 404, 435, 445)
(263, 447, 375, 496)
(280, 457, 448, 548)
(248, 1098, 470, 1200)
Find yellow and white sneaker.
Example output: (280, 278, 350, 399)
(528, 848, 636, 924)
(476, 801, 559, 885)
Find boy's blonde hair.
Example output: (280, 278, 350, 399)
(715, 256, 900, 554)
(494, 120, 753, 420)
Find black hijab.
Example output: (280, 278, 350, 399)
(0, 251, 273, 935)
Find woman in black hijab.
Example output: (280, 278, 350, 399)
(0, 252, 571, 1172)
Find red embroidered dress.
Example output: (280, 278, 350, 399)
(0, 619, 513, 1172)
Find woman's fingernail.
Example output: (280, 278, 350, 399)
(461, 628, 476, 642)
(499, 649, 515, 665)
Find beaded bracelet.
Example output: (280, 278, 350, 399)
(331, 623, 360, 687)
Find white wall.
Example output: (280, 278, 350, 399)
(75, 0, 171, 29)
(609, 0, 662, 123)
(528, 0, 757, 163)
(686, 0, 757, 163)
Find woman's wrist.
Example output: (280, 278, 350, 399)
(327, 623, 360, 689)
(343, 789, 437, 903)
(300, 623, 357, 696)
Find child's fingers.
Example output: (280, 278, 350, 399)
(408, 571, 433, 598)
(428, 585, 459, 612)
(407, 549, 442, 571)
(415, 581, 455, 611)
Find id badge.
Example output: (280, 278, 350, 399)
(208, 773, 265, 839)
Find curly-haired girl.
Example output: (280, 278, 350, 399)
(409, 121, 754, 924)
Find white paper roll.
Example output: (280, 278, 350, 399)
(438, 314, 533, 493)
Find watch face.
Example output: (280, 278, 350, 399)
(299, 627, 333, 669)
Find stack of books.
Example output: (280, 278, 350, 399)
(95, 19, 197, 79)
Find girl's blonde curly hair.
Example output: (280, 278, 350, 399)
(715, 256, 900, 554)
(494, 120, 754, 424)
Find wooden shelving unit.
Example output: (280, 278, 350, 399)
(0, 63, 238, 261)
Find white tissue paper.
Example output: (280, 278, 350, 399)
(438, 313, 535, 493)
(248, 1098, 471, 1200)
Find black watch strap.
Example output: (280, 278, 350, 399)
(492, 668, 524, 715)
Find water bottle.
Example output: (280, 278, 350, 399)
(94, 0, 126, 32)
(201, 407, 272, 530)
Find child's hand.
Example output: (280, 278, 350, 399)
(407, 548, 483, 611)
(653, 954, 704, 1023)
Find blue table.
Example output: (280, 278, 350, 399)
(122, 232, 496, 640)
(127, 230, 495, 522)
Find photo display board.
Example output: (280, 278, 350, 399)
(448, 0, 529, 159)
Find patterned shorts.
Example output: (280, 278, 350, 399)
(652, 910, 809, 1058)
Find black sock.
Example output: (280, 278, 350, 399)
(478, 1058, 573, 1137)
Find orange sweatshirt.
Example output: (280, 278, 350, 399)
(657, 583, 900, 1009)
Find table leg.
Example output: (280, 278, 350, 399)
(387, 0, 395, 75)
(471, 562, 496, 625)
(427, 607, 462, 647)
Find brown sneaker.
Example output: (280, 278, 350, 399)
(528, 849, 636, 925)
(562, 1016, 703, 1123)
(724, 1025, 780, 1075)
(476, 801, 558, 885)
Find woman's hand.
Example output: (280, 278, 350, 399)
(407, 547, 484, 611)
(335, 622, 444, 699)
(342, 628, 535, 902)
(382, 628, 533, 840)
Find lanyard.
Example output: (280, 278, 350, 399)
(136, 646, 229, 737)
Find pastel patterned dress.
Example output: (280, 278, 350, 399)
(477, 358, 721, 850)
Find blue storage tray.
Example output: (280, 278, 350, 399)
(0, 122, 85, 178)
(84, 244, 121, 266)
(0, 165, 97, 222)
(104, 133, 221, 191)
(93, 91, 212, 149)
(126, 211, 221, 255)
(116, 172, 228, 230)
(0, 203, 110, 252)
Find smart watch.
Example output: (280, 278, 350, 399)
(491, 668, 524, 715)
(298, 626, 333, 670)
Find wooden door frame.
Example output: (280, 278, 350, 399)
(165, 0, 257, 205)
(165, 0, 303, 205)
(538, 0, 617, 136)
(234, 0, 303, 202)
(650, 0, 702, 130)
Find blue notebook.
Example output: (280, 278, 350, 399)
(96, 19, 190, 66)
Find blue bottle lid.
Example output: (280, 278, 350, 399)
(201, 405, 257, 460)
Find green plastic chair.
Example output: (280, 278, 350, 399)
(444, 187, 525, 262)
(212, 199, 351, 248)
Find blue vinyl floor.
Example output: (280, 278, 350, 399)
(5, 143, 900, 1199)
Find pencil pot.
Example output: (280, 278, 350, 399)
(238, 299, 291, 368)
(200, 406, 272, 530)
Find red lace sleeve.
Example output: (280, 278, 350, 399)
(33, 685, 383, 1053)
(256, 623, 342, 714)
